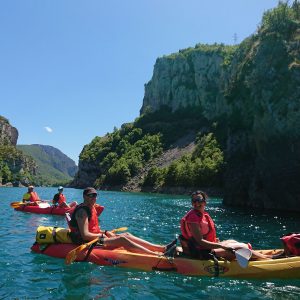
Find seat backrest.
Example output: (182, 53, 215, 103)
(179, 234, 191, 256)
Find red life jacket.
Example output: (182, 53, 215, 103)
(30, 191, 39, 202)
(57, 193, 66, 206)
(180, 209, 217, 249)
(281, 233, 300, 255)
(69, 203, 101, 236)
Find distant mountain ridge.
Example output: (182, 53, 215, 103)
(17, 144, 78, 185)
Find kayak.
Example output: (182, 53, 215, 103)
(15, 204, 71, 215)
(30, 243, 300, 279)
(14, 203, 104, 216)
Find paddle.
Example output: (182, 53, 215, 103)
(234, 248, 252, 268)
(65, 227, 128, 265)
(10, 201, 24, 208)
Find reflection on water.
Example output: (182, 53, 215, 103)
(0, 187, 300, 299)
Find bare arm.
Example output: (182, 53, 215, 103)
(75, 208, 103, 241)
(189, 223, 228, 250)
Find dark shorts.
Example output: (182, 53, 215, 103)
(188, 240, 212, 259)
(180, 235, 213, 259)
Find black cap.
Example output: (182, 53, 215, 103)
(83, 187, 97, 196)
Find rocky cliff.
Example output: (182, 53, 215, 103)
(74, 2, 300, 212)
(0, 116, 37, 186)
(139, 2, 300, 211)
(0, 116, 18, 146)
(222, 4, 300, 211)
(141, 44, 233, 120)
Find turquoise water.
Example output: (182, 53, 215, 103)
(1, 187, 300, 300)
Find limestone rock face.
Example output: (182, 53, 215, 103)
(140, 4, 300, 211)
(141, 48, 229, 120)
(223, 26, 300, 211)
(0, 117, 18, 146)
(0, 116, 37, 186)
(71, 159, 99, 188)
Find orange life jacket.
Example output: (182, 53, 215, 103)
(180, 209, 217, 249)
(57, 193, 66, 206)
(29, 191, 39, 202)
(281, 233, 300, 255)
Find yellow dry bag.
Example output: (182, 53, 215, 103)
(36, 226, 72, 244)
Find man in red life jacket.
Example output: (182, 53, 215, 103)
(53, 186, 70, 208)
(22, 185, 40, 205)
(69, 187, 176, 255)
(180, 190, 271, 260)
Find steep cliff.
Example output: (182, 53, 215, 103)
(0, 116, 37, 186)
(74, 2, 300, 212)
(141, 44, 235, 120)
(222, 3, 300, 211)
(139, 2, 300, 211)
(0, 116, 18, 146)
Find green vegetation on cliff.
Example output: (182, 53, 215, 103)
(75, 108, 224, 190)
(143, 133, 224, 189)
(0, 144, 36, 185)
(79, 123, 163, 187)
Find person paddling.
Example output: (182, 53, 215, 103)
(68, 187, 176, 256)
(52, 186, 77, 208)
(180, 190, 272, 260)
(22, 185, 40, 205)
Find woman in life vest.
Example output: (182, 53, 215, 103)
(52, 186, 77, 208)
(22, 186, 40, 205)
(69, 187, 176, 256)
(180, 190, 271, 260)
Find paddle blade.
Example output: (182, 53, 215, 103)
(235, 248, 252, 268)
(112, 227, 128, 233)
(10, 202, 23, 208)
(65, 227, 127, 265)
(65, 244, 86, 265)
(65, 238, 98, 265)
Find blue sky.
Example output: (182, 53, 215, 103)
(0, 0, 279, 164)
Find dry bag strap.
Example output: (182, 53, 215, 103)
(52, 227, 58, 243)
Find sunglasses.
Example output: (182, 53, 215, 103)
(192, 197, 206, 203)
(87, 193, 98, 198)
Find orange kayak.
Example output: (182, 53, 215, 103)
(31, 243, 300, 279)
